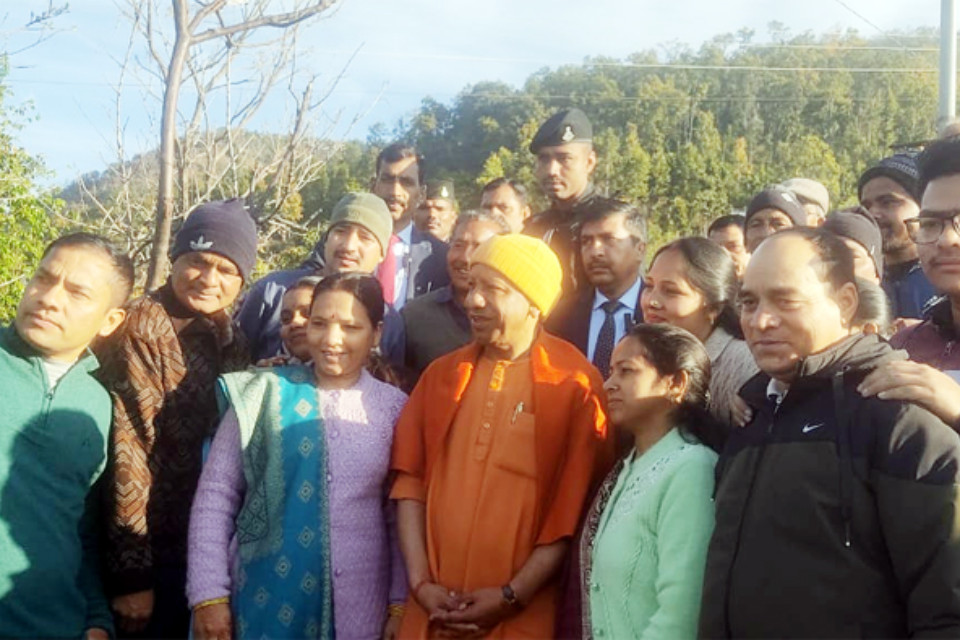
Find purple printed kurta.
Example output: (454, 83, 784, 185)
(187, 369, 408, 639)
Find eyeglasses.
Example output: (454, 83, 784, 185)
(904, 214, 960, 245)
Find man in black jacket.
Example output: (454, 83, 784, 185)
(700, 227, 960, 638)
(523, 108, 602, 295)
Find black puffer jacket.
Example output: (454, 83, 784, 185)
(700, 333, 960, 638)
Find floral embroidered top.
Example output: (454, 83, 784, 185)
(583, 428, 717, 640)
(187, 368, 408, 639)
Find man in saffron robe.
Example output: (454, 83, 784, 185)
(391, 234, 613, 638)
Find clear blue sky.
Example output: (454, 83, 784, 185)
(2, 0, 943, 185)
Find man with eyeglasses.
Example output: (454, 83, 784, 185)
(859, 137, 960, 432)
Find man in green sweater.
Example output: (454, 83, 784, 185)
(0, 233, 132, 638)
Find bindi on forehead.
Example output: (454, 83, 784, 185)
(311, 307, 360, 322)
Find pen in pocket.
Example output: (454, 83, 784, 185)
(511, 402, 524, 423)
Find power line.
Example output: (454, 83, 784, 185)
(577, 61, 935, 72)
(6, 59, 938, 91)
(297, 42, 940, 64)
(742, 43, 938, 52)
(452, 93, 933, 105)
(6, 72, 935, 105)
(829, 0, 911, 48)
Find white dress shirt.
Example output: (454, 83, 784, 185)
(390, 223, 413, 310)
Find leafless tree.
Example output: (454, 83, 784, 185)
(131, 0, 341, 290)
(62, 1, 375, 287)
(1, 1, 70, 58)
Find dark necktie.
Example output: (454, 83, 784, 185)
(592, 299, 621, 379)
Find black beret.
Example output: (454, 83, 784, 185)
(529, 108, 593, 153)
(822, 208, 884, 279)
(425, 179, 456, 202)
(745, 186, 808, 228)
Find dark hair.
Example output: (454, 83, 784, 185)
(622, 323, 722, 451)
(311, 272, 385, 327)
(481, 177, 529, 205)
(854, 277, 892, 337)
(773, 227, 856, 293)
(707, 214, 745, 236)
(291, 275, 323, 292)
(579, 197, 647, 244)
(376, 143, 425, 184)
(42, 232, 135, 304)
(309, 272, 401, 386)
(451, 209, 511, 238)
(918, 137, 960, 201)
(650, 237, 742, 338)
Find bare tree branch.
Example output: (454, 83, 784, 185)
(192, 0, 336, 43)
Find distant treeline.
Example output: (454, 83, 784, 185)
(62, 25, 943, 270)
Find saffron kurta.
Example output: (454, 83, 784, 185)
(390, 332, 613, 638)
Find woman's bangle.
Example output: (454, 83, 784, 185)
(194, 596, 229, 611)
(387, 603, 406, 618)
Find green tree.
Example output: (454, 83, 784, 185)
(0, 66, 56, 321)
(61, 25, 949, 272)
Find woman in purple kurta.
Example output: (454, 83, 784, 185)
(187, 273, 408, 639)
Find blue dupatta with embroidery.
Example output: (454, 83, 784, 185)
(217, 365, 334, 639)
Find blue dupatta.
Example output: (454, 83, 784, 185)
(217, 365, 334, 639)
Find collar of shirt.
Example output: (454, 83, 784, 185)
(396, 222, 413, 246)
(592, 276, 642, 314)
(766, 377, 789, 408)
(884, 257, 922, 280)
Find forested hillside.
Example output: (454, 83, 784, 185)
(62, 26, 944, 269)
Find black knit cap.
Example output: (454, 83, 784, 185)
(822, 208, 884, 278)
(171, 198, 258, 281)
(857, 153, 921, 204)
(745, 186, 808, 228)
(529, 108, 593, 153)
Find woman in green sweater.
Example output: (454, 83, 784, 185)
(580, 323, 718, 639)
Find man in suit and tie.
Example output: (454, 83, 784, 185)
(373, 143, 449, 310)
(547, 198, 646, 379)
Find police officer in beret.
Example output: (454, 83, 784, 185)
(414, 179, 458, 242)
(524, 108, 602, 294)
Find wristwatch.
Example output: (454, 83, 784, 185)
(501, 584, 522, 609)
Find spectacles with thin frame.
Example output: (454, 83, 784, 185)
(904, 212, 960, 245)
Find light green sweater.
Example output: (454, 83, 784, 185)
(0, 326, 113, 638)
(588, 428, 717, 640)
